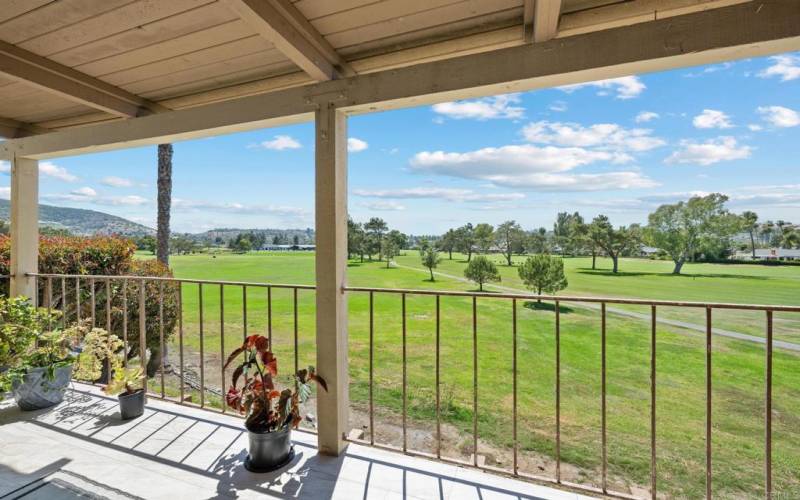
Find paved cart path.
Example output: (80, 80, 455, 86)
(393, 263, 800, 353)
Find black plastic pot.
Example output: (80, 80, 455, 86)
(245, 426, 294, 472)
(12, 364, 73, 411)
(118, 389, 145, 420)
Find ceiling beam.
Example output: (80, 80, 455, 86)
(3, 0, 798, 160)
(0, 40, 167, 118)
(224, 0, 344, 81)
(0, 117, 48, 139)
(526, 0, 563, 43)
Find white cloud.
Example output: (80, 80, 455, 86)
(43, 190, 148, 206)
(72, 186, 97, 197)
(683, 62, 733, 78)
(522, 121, 665, 153)
(172, 198, 307, 217)
(559, 76, 645, 99)
(409, 144, 657, 191)
(747, 124, 763, 131)
(432, 94, 524, 120)
(635, 111, 659, 123)
(756, 105, 800, 128)
(0, 186, 9, 199)
(249, 135, 301, 150)
(549, 101, 568, 112)
(692, 109, 733, 129)
(665, 136, 751, 166)
(358, 200, 405, 211)
(347, 137, 368, 152)
(758, 54, 800, 82)
(39, 162, 78, 182)
(101, 176, 133, 188)
(353, 187, 525, 203)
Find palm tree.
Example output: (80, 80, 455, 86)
(741, 211, 758, 258)
(156, 144, 172, 265)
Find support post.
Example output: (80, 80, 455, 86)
(10, 156, 38, 301)
(314, 102, 348, 455)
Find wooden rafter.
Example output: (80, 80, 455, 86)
(526, 0, 563, 43)
(224, 0, 349, 81)
(0, 40, 167, 118)
(0, 116, 48, 139)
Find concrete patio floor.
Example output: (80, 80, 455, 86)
(0, 383, 595, 500)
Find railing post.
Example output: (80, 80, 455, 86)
(314, 101, 349, 455)
(9, 156, 38, 302)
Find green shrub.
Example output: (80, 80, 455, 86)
(0, 236, 178, 377)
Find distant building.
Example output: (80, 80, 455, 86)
(640, 245, 660, 257)
(733, 248, 800, 261)
(261, 244, 316, 251)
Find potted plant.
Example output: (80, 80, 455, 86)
(73, 326, 123, 384)
(0, 296, 58, 391)
(224, 335, 327, 472)
(104, 366, 146, 420)
(6, 326, 79, 411)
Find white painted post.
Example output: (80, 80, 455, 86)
(314, 102, 349, 455)
(10, 156, 38, 301)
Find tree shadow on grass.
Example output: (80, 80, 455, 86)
(576, 269, 769, 280)
(523, 301, 574, 314)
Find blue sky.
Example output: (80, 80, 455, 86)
(3, 51, 799, 235)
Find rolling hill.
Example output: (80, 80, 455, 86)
(0, 199, 154, 236)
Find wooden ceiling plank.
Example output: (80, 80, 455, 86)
(531, 0, 563, 42)
(223, 0, 338, 81)
(1, 0, 131, 45)
(0, 0, 53, 25)
(0, 40, 167, 117)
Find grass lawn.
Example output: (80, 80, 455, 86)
(153, 251, 799, 498)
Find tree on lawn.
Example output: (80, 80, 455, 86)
(741, 211, 759, 258)
(364, 217, 388, 260)
(589, 215, 641, 274)
(517, 254, 568, 301)
(645, 193, 737, 274)
(527, 227, 550, 255)
(474, 223, 495, 254)
(421, 246, 441, 281)
(438, 229, 457, 259)
(380, 237, 398, 268)
(455, 223, 476, 261)
(464, 255, 500, 291)
(495, 220, 524, 266)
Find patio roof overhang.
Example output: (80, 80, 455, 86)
(3, 0, 800, 463)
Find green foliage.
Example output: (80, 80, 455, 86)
(474, 223, 495, 254)
(104, 366, 144, 396)
(3, 326, 81, 393)
(589, 215, 641, 273)
(73, 326, 123, 382)
(463, 255, 500, 291)
(224, 335, 326, 433)
(495, 220, 524, 265)
(454, 223, 476, 260)
(645, 193, 738, 274)
(518, 254, 568, 298)
(381, 237, 399, 268)
(420, 247, 441, 281)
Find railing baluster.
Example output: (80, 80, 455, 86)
(159, 281, 165, 398)
(178, 282, 185, 404)
(122, 279, 128, 368)
(199, 282, 205, 408)
(76, 277, 81, 323)
(61, 277, 67, 328)
(555, 299, 561, 483)
(472, 295, 479, 467)
(105, 278, 111, 332)
(602, 301, 607, 493)
(46, 277, 52, 312)
(512, 298, 518, 476)
(139, 279, 147, 393)
(402, 292, 407, 453)
(294, 287, 299, 378)
(242, 285, 248, 341)
(90, 277, 96, 327)
(651, 304, 657, 500)
(220, 284, 225, 414)
(369, 290, 375, 446)
(706, 306, 712, 500)
(765, 310, 773, 500)
(267, 286, 272, 351)
(435, 294, 441, 459)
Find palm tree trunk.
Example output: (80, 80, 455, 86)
(157, 144, 173, 266)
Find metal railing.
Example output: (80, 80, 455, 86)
(9, 273, 798, 499)
(343, 285, 800, 500)
(25, 272, 315, 429)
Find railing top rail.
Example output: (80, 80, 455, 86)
(343, 286, 800, 312)
(25, 272, 315, 290)
(24, 272, 800, 312)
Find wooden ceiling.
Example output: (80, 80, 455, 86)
(0, 0, 750, 138)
